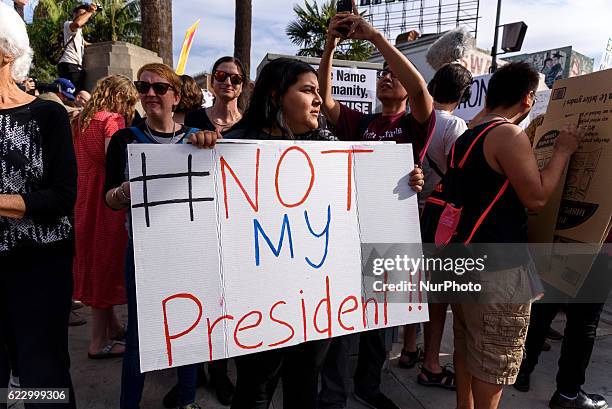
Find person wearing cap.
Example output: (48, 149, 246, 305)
(38, 78, 81, 119)
(545, 52, 565, 88)
(58, 2, 97, 91)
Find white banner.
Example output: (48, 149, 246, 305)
(314, 65, 378, 114)
(128, 141, 427, 372)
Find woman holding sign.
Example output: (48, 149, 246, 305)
(221, 57, 424, 409)
(104, 63, 217, 409)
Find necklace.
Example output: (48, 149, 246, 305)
(145, 120, 178, 144)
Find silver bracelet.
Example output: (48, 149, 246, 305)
(118, 184, 130, 202)
(113, 186, 129, 205)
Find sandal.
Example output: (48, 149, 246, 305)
(110, 323, 127, 342)
(88, 341, 125, 360)
(398, 346, 424, 369)
(417, 365, 456, 390)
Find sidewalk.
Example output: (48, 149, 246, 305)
(10, 297, 612, 409)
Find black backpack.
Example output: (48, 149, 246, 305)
(420, 120, 510, 248)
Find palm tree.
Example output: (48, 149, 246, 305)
(88, 0, 141, 45)
(28, 0, 142, 81)
(234, 0, 252, 76)
(286, 0, 372, 61)
(141, 0, 173, 65)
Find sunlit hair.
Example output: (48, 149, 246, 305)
(0, 2, 33, 81)
(176, 75, 203, 113)
(80, 75, 139, 132)
(136, 63, 182, 99)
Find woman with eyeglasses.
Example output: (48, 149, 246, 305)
(104, 63, 217, 409)
(185, 56, 247, 134)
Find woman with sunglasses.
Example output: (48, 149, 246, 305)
(104, 63, 217, 409)
(169, 57, 247, 407)
(185, 56, 247, 134)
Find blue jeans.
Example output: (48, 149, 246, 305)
(120, 240, 198, 409)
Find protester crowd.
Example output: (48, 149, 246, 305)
(1, 2, 611, 409)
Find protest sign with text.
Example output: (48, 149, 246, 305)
(128, 141, 427, 372)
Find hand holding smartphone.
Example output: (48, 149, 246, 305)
(335, 0, 356, 37)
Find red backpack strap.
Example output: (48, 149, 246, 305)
(458, 120, 507, 168)
(464, 179, 510, 244)
(417, 110, 437, 165)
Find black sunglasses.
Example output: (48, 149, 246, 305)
(134, 81, 175, 95)
(213, 70, 244, 86)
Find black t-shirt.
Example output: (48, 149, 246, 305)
(0, 98, 77, 251)
(224, 127, 337, 142)
(184, 108, 216, 132)
(104, 121, 192, 193)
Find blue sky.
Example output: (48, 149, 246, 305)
(8, 0, 612, 77)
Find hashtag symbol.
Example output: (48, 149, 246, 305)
(130, 152, 214, 227)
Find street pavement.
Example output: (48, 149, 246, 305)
(8, 296, 612, 409)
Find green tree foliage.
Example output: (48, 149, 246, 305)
(27, 0, 141, 81)
(286, 0, 372, 61)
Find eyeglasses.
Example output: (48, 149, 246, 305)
(134, 81, 175, 95)
(213, 70, 245, 86)
(377, 69, 396, 80)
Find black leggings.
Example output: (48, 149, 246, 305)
(231, 340, 331, 409)
(0, 241, 76, 409)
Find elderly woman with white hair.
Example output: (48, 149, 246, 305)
(0, 3, 77, 408)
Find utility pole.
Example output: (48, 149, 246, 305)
(490, 0, 502, 72)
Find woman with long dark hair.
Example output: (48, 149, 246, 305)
(225, 57, 334, 409)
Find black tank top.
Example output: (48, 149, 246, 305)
(453, 120, 528, 244)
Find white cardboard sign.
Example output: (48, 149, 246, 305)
(128, 141, 427, 372)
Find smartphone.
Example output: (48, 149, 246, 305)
(336, 0, 353, 37)
(337, 0, 353, 13)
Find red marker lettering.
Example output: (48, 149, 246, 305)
(162, 293, 203, 367)
(234, 310, 264, 350)
(269, 300, 296, 347)
(275, 146, 315, 208)
(321, 149, 373, 210)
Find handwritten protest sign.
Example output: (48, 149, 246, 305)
(128, 141, 427, 372)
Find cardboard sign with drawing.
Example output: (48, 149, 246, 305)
(528, 69, 612, 296)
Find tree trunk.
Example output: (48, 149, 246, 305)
(13, 0, 26, 19)
(234, 0, 252, 77)
(141, 0, 173, 66)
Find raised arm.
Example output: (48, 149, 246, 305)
(319, 15, 349, 126)
(69, 4, 97, 31)
(343, 14, 433, 124)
